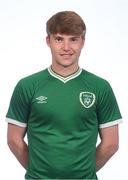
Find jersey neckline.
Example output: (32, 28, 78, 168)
(47, 66, 82, 83)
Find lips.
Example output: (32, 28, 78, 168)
(60, 54, 72, 56)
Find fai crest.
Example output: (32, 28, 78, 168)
(80, 92, 95, 108)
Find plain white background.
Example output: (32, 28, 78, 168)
(0, 0, 128, 179)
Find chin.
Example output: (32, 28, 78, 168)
(59, 62, 74, 68)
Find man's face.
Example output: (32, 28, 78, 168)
(46, 33, 85, 67)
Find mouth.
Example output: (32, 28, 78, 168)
(60, 54, 73, 57)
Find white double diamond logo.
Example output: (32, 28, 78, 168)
(36, 96, 47, 103)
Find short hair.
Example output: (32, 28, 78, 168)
(46, 11, 86, 38)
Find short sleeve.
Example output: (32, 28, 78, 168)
(97, 81, 122, 128)
(6, 80, 31, 127)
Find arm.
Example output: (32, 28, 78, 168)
(96, 124, 119, 172)
(7, 123, 28, 169)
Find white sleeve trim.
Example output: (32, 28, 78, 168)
(99, 119, 122, 128)
(6, 118, 27, 127)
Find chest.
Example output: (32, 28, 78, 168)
(28, 81, 98, 131)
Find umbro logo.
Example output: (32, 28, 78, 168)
(36, 96, 47, 104)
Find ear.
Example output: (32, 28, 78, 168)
(46, 36, 50, 47)
(82, 38, 85, 48)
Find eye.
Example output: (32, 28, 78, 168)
(55, 37, 63, 42)
(71, 37, 78, 43)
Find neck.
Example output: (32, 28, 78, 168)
(51, 64, 79, 77)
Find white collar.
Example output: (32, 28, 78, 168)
(47, 66, 82, 83)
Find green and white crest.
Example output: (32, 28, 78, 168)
(79, 92, 95, 108)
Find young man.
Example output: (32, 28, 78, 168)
(6, 11, 122, 179)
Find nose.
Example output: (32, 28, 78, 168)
(62, 40, 70, 51)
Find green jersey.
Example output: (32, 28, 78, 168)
(6, 67, 122, 179)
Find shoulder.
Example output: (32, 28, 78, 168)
(20, 68, 49, 82)
(14, 69, 49, 92)
(81, 69, 112, 90)
(17, 69, 49, 86)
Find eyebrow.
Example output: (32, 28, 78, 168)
(53, 34, 81, 38)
